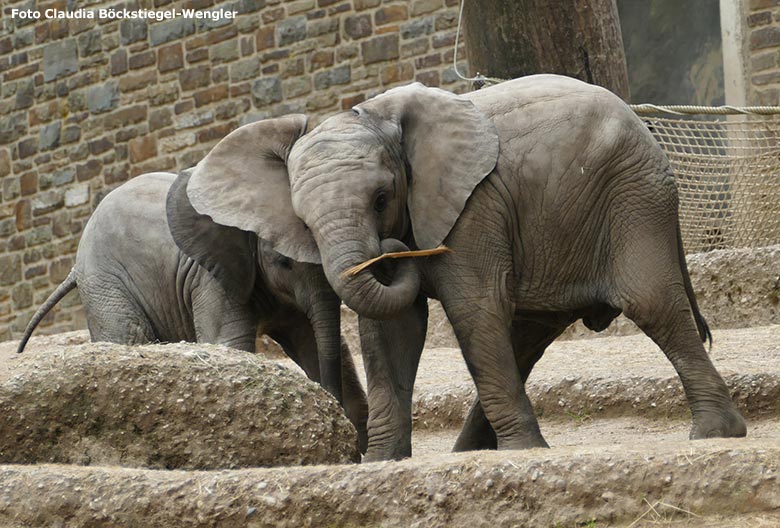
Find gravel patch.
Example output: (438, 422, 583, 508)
(2, 325, 778, 526)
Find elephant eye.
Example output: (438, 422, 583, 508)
(374, 191, 388, 213)
(276, 256, 293, 270)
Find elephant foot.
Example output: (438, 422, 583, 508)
(690, 407, 747, 439)
(362, 448, 409, 463)
(362, 452, 385, 463)
(452, 429, 497, 452)
(496, 425, 550, 450)
(498, 435, 549, 451)
(362, 438, 412, 462)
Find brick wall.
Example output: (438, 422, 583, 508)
(0, 0, 470, 342)
(745, 0, 780, 103)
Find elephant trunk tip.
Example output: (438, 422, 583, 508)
(323, 238, 423, 321)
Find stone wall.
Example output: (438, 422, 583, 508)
(726, 0, 780, 104)
(746, 0, 780, 103)
(0, 0, 470, 342)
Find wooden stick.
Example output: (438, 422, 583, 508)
(339, 245, 452, 279)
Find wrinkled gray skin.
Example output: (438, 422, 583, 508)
(179, 79, 746, 461)
(17, 171, 368, 453)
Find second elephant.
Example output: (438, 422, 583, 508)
(18, 159, 368, 452)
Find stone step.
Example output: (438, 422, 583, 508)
(1, 439, 777, 527)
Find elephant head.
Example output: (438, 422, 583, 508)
(165, 115, 344, 404)
(282, 83, 500, 319)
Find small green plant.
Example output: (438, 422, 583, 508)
(566, 410, 591, 424)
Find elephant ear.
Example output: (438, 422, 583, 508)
(186, 114, 321, 264)
(356, 84, 499, 249)
(167, 170, 257, 303)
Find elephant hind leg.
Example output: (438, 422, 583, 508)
(453, 398, 496, 451)
(615, 249, 746, 439)
(85, 298, 157, 345)
(79, 274, 159, 345)
(453, 318, 568, 452)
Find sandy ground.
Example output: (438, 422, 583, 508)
(409, 324, 780, 398)
(7, 325, 780, 429)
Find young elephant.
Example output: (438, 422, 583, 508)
(179, 75, 747, 461)
(18, 166, 368, 452)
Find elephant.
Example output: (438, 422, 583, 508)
(17, 152, 368, 452)
(176, 75, 747, 461)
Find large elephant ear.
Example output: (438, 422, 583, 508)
(356, 84, 499, 249)
(186, 114, 321, 264)
(166, 170, 257, 303)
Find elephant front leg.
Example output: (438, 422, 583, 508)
(266, 314, 368, 454)
(453, 318, 567, 451)
(359, 295, 428, 462)
(192, 285, 257, 352)
(445, 299, 548, 451)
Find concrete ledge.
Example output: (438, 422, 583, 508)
(414, 371, 780, 430)
(0, 440, 777, 527)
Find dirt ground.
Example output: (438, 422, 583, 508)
(1, 325, 779, 526)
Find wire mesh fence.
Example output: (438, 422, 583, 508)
(635, 112, 780, 254)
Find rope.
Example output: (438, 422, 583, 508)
(453, 0, 507, 87)
(630, 104, 780, 116)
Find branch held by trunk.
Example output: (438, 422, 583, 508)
(339, 246, 452, 279)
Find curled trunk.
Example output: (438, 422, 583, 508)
(321, 238, 420, 321)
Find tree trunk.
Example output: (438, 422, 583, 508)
(463, 0, 630, 101)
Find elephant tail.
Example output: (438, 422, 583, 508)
(16, 268, 78, 354)
(676, 222, 712, 351)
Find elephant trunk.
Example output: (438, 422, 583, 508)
(320, 236, 421, 321)
(305, 290, 344, 405)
